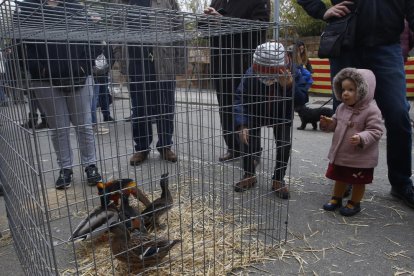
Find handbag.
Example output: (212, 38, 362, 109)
(318, 6, 358, 58)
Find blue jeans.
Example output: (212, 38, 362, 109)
(330, 43, 412, 189)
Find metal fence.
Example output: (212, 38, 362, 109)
(0, 1, 293, 275)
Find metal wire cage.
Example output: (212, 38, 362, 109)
(0, 0, 295, 274)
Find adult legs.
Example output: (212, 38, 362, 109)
(32, 82, 73, 169)
(67, 76, 97, 167)
(129, 46, 155, 153)
(329, 51, 358, 111)
(98, 79, 112, 120)
(33, 77, 96, 169)
(91, 79, 99, 125)
(362, 44, 413, 191)
(214, 77, 241, 158)
(155, 80, 175, 151)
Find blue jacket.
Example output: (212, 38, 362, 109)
(234, 67, 308, 128)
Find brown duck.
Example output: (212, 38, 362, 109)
(110, 222, 181, 269)
(141, 173, 173, 231)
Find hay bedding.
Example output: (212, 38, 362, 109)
(61, 177, 280, 275)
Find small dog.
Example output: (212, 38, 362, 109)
(296, 105, 334, 130)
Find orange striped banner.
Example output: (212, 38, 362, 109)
(308, 57, 414, 97)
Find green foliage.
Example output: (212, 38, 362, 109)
(280, 0, 331, 37)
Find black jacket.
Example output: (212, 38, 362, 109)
(17, 0, 96, 81)
(297, 0, 414, 47)
(209, 0, 270, 79)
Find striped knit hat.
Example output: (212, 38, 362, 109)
(253, 42, 286, 74)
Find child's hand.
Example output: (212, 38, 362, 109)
(239, 127, 249, 145)
(349, 134, 361, 145)
(319, 115, 333, 131)
(277, 68, 293, 88)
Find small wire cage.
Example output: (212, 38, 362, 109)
(0, 1, 295, 275)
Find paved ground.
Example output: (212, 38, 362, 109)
(1, 92, 414, 275)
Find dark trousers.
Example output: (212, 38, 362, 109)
(241, 123, 291, 181)
(330, 44, 412, 189)
(129, 46, 175, 152)
(95, 76, 111, 120)
(214, 77, 241, 154)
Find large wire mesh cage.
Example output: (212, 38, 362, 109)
(0, 0, 295, 274)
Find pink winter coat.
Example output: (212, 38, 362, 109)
(324, 68, 383, 169)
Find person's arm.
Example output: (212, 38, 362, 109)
(250, 0, 271, 22)
(297, 0, 354, 21)
(356, 108, 384, 148)
(296, 0, 328, 20)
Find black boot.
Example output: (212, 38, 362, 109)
(21, 112, 38, 129)
(35, 115, 49, 129)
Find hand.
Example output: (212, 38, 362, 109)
(323, 1, 353, 20)
(349, 134, 361, 145)
(204, 7, 222, 16)
(239, 127, 249, 145)
(319, 115, 333, 131)
(277, 68, 293, 88)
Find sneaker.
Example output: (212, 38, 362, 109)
(85, 165, 101, 186)
(390, 186, 414, 209)
(55, 169, 73, 190)
(103, 116, 114, 122)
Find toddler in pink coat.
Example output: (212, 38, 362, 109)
(320, 68, 383, 216)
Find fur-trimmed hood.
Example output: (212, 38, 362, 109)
(333, 68, 376, 109)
